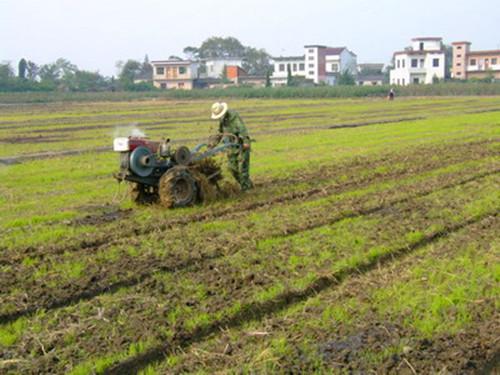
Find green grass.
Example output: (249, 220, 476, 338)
(0, 96, 498, 374)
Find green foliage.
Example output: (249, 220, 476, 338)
(18, 58, 27, 79)
(337, 69, 356, 85)
(183, 36, 271, 75)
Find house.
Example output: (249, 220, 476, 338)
(357, 63, 385, 74)
(225, 66, 267, 87)
(271, 45, 357, 86)
(305, 45, 357, 85)
(200, 57, 244, 79)
(356, 75, 384, 86)
(270, 56, 306, 86)
(151, 59, 199, 90)
(357, 63, 385, 86)
(451, 42, 500, 80)
(390, 37, 446, 85)
(226, 65, 247, 83)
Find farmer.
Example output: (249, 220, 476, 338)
(211, 102, 253, 191)
(388, 88, 395, 101)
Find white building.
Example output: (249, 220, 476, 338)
(390, 37, 446, 86)
(270, 56, 306, 86)
(271, 45, 357, 86)
(305, 45, 357, 85)
(200, 57, 244, 79)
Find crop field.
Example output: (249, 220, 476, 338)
(0, 96, 499, 374)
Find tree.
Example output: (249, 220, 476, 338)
(184, 36, 271, 75)
(444, 45, 453, 79)
(337, 70, 356, 85)
(242, 47, 271, 75)
(140, 54, 153, 80)
(0, 62, 14, 81)
(286, 64, 293, 86)
(265, 70, 271, 88)
(118, 59, 142, 83)
(26, 61, 39, 81)
(196, 36, 246, 59)
(18, 58, 27, 79)
(183, 46, 200, 60)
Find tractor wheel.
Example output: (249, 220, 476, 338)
(129, 183, 158, 205)
(159, 167, 198, 208)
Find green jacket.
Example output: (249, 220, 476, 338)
(219, 110, 250, 144)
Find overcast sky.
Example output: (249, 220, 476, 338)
(1, 0, 499, 76)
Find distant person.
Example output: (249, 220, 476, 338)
(388, 88, 395, 101)
(211, 102, 253, 191)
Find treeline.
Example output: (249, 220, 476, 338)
(2, 82, 500, 104)
(0, 56, 155, 93)
(0, 36, 273, 93)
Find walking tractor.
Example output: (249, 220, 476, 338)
(113, 134, 240, 207)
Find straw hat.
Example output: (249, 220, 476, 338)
(211, 102, 228, 120)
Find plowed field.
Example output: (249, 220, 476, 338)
(0, 97, 499, 374)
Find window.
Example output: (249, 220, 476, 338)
(433, 58, 440, 67)
(308, 56, 314, 60)
(397, 60, 400, 68)
(179, 67, 187, 74)
(156, 67, 165, 75)
(456, 63, 462, 67)
(413, 78, 419, 84)
(456, 54, 462, 58)
(308, 71, 314, 75)
(420, 59, 424, 68)
(160, 83, 166, 89)
(178, 82, 185, 88)
(493, 58, 498, 65)
(457, 46, 462, 50)
(331, 64, 338, 72)
(293, 63, 297, 72)
(402, 78, 405, 85)
(397, 79, 400, 85)
(470, 59, 477, 66)
(308, 49, 314, 53)
(457, 72, 462, 76)
(279, 64, 285, 72)
(411, 59, 418, 68)
(309, 64, 314, 68)
(299, 63, 305, 71)
(419, 42, 424, 51)
(402, 59, 405, 68)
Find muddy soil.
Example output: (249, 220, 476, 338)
(0, 139, 494, 270)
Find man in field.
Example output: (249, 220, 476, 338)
(211, 102, 253, 191)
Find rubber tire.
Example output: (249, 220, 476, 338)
(159, 167, 198, 208)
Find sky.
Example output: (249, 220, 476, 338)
(1, 0, 499, 76)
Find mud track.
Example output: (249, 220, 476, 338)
(103, 212, 497, 375)
(1, 139, 496, 265)
(0, 168, 497, 325)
